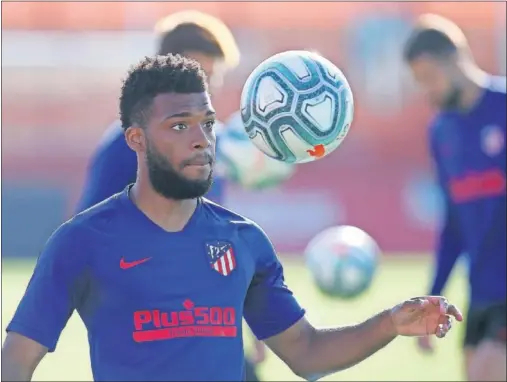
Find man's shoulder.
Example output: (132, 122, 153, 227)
(98, 120, 124, 143)
(71, 192, 126, 236)
(474, 76, 506, 112)
(93, 120, 132, 156)
(200, 199, 268, 241)
(428, 111, 457, 146)
(486, 75, 507, 96)
(39, 196, 123, 265)
(428, 112, 449, 133)
(201, 198, 255, 226)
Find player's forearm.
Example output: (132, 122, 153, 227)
(292, 310, 397, 380)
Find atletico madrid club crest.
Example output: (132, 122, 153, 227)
(205, 241, 236, 276)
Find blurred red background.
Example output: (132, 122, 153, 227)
(2, 2, 505, 256)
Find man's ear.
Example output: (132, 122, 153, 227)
(125, 126, 146, 153)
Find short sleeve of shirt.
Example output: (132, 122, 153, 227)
(242, 223, 305, 340)
(6, 220, 89, 352)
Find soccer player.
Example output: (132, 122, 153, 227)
(3, 54, 462, 382)
(74, 11, 265, 379)
(403, 14, 506, 381)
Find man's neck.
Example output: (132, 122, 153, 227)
(130, 182, 198, 232)
(459, 64, 489, 110)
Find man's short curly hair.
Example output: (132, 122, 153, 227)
(119, 54, 208, 130)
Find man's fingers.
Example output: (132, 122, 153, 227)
(436, 315, 453, 338)
(421, 296, 463, 321)
(423, 296, 442, 304)
(438, 315, 453, 329)
(446, 304, 463, 321)
(406, 297, 429, 309)
(406, 296, 463, 327)
(436, 324, 447, 338)
(422, 296, 448, 313)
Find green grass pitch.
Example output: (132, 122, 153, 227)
(2, 256, 468, 381)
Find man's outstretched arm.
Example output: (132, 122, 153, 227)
(264, 297, 461, 381)
(243, 222, 462, 381)
(265, 310, 394, 380)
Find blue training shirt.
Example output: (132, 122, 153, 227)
(428, 76, 506, 305)
(75, 121, 225, 212)
(7, 187, 305, 381)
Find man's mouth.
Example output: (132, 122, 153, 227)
(186, 155, 213, 167)
(186, 159, 212, 167)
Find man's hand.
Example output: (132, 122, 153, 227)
(390, 296, 463, 338)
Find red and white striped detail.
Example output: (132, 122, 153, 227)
(211, 248, 236, 276)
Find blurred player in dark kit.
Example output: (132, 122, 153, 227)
(74, 10, 265, 380)
(3, 54, 462, 382)
(404, 14, 506, 381)
(75, 10, 239, 210)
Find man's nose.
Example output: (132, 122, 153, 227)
(191, 125, 212, 149)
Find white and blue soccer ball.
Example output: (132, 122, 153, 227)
(305, 225, 380, 299)
(240, 50, 354, 164)
(215, 111, 295, 189)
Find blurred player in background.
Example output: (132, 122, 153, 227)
(3, 54, 463, 382)
(75, 11, 265, 381)
(403, 14, 506, 381)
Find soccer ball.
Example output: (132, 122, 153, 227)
(240, 50, 354, 164)
(304, 225, 380, 299)
(216, 111, 295, 189)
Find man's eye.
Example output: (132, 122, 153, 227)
(204, 120, 216, 130)
(171, 123, 187, 131)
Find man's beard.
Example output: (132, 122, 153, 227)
(145, 143, 213, 200)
